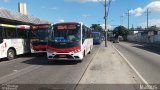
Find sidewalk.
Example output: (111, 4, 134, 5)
(76, 42, 142, 90)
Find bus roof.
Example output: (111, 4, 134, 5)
(16, 25, 30, 29)
(32, 24, 51, 26)
(0, 24, 16, 28)
(54, 22, 80, 25)
(31, 24, 51, 29)
(0, 24, 30, 29)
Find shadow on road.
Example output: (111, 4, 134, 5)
(0, 53, 47, 63)
(19, 53, 47, 58)
(0, 58, 8, 62)
(21, 57, 79, 66)
(132, 45, 160, 55)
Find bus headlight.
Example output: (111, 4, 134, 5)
(72, 49, 81, 53)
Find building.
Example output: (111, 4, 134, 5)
(18, 2, 27, 15)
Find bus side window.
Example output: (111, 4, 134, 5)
(82, 26, 85, 38)
(87, 28, 92, 38)
(0, 27, 3, 38)
(17, 28, 27, 38)
(0, 27, 3, 43)
(4, 27, 16, 39)
(82, 26, 86, 43)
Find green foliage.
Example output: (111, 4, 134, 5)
(113, 26, 129, 40)
(90, 24, 103, 32)
(113, 26, 128, 36)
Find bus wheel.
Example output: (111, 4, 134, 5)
(7, 49, 16, 60)
(88, 47, 92, 54)
(83, 51, 85, 57)
(88, 51, 91, 54)
(77, 60, 82, 63)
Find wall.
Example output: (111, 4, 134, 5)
(127, 32, 160, 44)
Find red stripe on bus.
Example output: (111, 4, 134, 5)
(32, 45, 47, 49)
(47, 46, 81, 53)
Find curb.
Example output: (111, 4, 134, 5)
(74, 43, 102, 89)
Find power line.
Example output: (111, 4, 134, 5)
(98, 0, 105, 6)
(120, 15, 124, 26)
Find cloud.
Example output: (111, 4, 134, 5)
(145, 1, 160, 11)
(3, 0, 10, 2)
(101, 24, 112, 30)
(149, 19, 160, 27)
(129, 7, 144, 16)
(139, 19, 160, 28)
(58, 19, 65, 22)
(130, 1, 160, 16)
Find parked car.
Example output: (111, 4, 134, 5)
(113, 38, 119, 43)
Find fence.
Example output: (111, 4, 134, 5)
(127, 34, 160, 44)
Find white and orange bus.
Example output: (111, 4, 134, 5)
(47, 22, 93, 61)
(0, 24, 30, 60)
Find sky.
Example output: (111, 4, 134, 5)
(0, 0, 160, 29)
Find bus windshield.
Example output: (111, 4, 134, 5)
(49, 24, 81, 48)
(30, 29, 48, 42)
(92, 33, 100, 40)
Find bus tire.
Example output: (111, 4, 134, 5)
(77, 60, 82, 63)
(83, 51, 85, 57)
(88, 46, 92, 54)
(88, 51, 91, 54)
(7, 48, 16, 60)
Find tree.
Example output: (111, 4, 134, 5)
(90, 24, 103, 32)
(113, 26, 129, 40)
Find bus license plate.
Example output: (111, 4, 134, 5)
(59, 55, 66, 58)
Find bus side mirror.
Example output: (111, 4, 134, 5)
(0, 38, 3, 43)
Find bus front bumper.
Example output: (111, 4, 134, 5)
(47, 51, 83, 60)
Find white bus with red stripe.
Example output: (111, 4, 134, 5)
(0, 24, 30, 60)
(47, 22, 93, 61)
(29, 24, 51, 53)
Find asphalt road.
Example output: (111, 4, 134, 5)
(0, 45, 100, 90)
(113, 42, 160, 84)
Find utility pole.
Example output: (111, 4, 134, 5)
(104, 0, 111, 47)
(104, 0, 107, 47)
(145, 9, 151, 29)
(127, 10, 130, 30)
(98, 0, 111, 47)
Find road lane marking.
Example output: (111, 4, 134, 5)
(112, 44, 149, 85)
(13, 70, 18, 72)
(0, 65, 42, 84)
